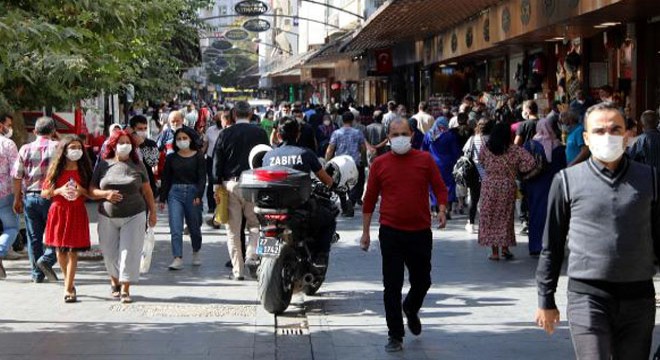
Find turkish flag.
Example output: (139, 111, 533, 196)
(375, 48, 393, 74)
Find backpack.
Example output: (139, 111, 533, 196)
(453, 137, 479, 187)
(522, 140, 548, 181)
(453, 156, 475, 187)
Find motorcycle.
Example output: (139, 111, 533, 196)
(239, 154, 357, 314)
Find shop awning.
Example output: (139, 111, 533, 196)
(305, 30, 362, 67)
(343, 0, 502, 52)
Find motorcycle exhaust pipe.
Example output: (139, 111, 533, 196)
(302, 273, 315, 286)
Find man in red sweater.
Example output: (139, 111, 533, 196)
(361, 118, 448, 352)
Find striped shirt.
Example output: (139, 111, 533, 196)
(12, 136, 58, 193)
(0, 136, 19, 198)
(628, 129, 660, 169)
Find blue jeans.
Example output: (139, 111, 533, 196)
(0, 194, 19, 257)
(24, 194, 56, 279)
(168, 184, 203, 258)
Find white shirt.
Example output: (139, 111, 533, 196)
(205, 125, 222, 158)
(382, 111, 399, 130)
(413, 111, 435, 134)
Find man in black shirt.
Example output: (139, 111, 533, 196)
(535, 103, 660, 359)
(514, 100, 540, 146)
(129, 115, 160, 197)
(292, 108, 318, 153)
(213, 101, 269, 280)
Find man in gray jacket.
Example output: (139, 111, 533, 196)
(535, 102, 660, 359)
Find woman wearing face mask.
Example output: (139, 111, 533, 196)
(159, 127, 205, 271)
(90, 131, 158, 303)
(478, 123, 536, 261)
(41, 136, 93, 303)
(317, 113, 337, 155)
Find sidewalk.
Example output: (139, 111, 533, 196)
(1, 204, 659, 359)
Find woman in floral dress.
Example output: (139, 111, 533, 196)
(478, 123, 535, 260)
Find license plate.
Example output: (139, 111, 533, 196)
(257, 237, 280, 256)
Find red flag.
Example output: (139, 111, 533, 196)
(375, 48, 393, 74)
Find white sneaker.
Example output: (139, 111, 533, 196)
(192, 252, 201, 266)
(465, 223, 475, 233)
(168, 257, 183, 270)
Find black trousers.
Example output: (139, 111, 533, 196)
(350, 165, 366, 204)
(467, 179, 481, 225)
(379, 225, 432, 341)
(206, 157, 216, 213)
(567, 291, 655, 360)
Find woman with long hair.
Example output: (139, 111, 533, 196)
(463, 118, 494, 233)
(90, 130, 157, 303)
(159, 126, 205, 270)
(524, 118, 566, 256)
(42, 136, 93, 302)
(478, 123, 535, 260)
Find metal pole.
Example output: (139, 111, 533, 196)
(300, 0, 365, 20)
(199, 14, 341, 29)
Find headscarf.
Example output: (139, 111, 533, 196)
(429, 116, 449, 141)
(533, 117, 561, 162)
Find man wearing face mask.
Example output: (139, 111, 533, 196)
(129, 115, 159, 197)
(291, 108, 317, 153)
(0, 113, 19, 278)
(157, 111, 184, 155)
(203, 112, 224, 214)
(514, 100, 540, 146)
(360, 118, 448, 353)
(535, 103, 660, 359)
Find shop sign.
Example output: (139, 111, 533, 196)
(212, 40, 233, 50)
(501, 7, 511, 33)
(234, 0, 268, 17)
(224, 29, 249, 41)
(243, 18, 271, 32)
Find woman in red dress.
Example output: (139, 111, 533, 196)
(42, 136, 93, 303)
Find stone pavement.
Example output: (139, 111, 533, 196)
(1, 203, 660, 359)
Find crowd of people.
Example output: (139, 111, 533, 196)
(0, 87, 659, 357)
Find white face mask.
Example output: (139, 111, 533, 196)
(323, 120, 331, 126)
(176, 140, 190, 150)
(116, 143, 132, 157)
(588, 133, 625, 163)
(390, 136, 412, 155)
(136, 131, 148, 139)
(66, 149, 83, 162)
(2, 127, 12, 138)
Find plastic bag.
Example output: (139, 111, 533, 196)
(213, 187, 229, 225)
(140, 227, 156, 274)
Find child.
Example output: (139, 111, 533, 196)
(42, 135, 93, 303)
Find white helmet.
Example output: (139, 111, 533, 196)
(325, 155, 358, 191)
(249, 144, 273, 169)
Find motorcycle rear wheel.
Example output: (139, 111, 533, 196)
(303, 253, 329, 296)
(258, 246, 295, 314)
